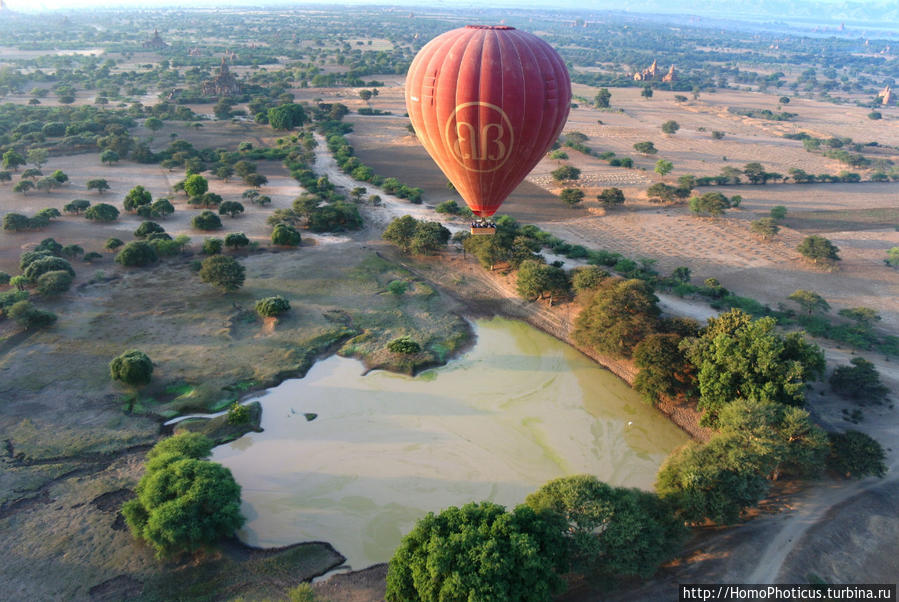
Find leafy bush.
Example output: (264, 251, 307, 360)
(255, 296, 291, 318)
(84, 203, 120, 222)
(387, 336, 421, 354)
(109, 349, 154, 387)
(134, 221, 165, 239)
(23, 256, 75, 281)
(202, 238, 223, 255)
(192, 210, 222, 231)
(198, 255, 245, 292)
(826, 431, 887, 478)
(115, 241, 158, 267)
(36, 270, 74, 296)
(830, 357, 889, 403)
(226, 402, 250, 425)
(271, 223, 301, 246)
(7, 300, 57, 330)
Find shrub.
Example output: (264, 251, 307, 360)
(36, 270, 74, 296)
(123, 185, 152, 212)
(271, 223, 301, 246)
(202, 238, 223, 255)
(255, 296, 291, 318)
(85, 203, 120, 222)
(219, 200, 245, 218)
(109, 349, 154, 387)
(226, 402, 250, 425)
(198, 255, 245, 292)
(23, 256, 75, 281)
(827, 431, 887, 478)
(7, 300, 57, 330)
(192, 210, 222, 230)
(115, 241, 158, 267)
(830, 357, 889, 403)
(134, 221, 165, 239)
(224, 232, 250, 250)
(387, 336, 421, 354)
(104, 237, 124, 251)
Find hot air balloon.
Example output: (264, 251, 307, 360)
(405, 25, 571, 235)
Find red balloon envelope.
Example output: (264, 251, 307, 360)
(405, 25, 571, 218)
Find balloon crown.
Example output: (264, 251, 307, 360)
(465, 25, 515, 30)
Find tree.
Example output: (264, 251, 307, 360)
(123, 185, 152, 212)
(35, 270, 73, 296)
(87, 178, 110, 194)
(224, 232, 250, 250)
(594, 88, 611, 108)
(770, 205, 788, 219)
(358, 89, 373, 102)
(742, 162, 768, 185)
(641, 85, 653, 99)
(61, 244, 83, 260)
(64, 199, 91, 214)
(387, 336, 421, 354)
(2, 150, 26, 171)
(837, 307, 880, 328)
(779, 96, 790, 104)
(574, 278, 660, 358)
(830, 357, 889, 403)
(409, 221, 450, 255)
(109, 349, 154, 387)
(750, 218, 780, 241)
(100, 149, 120, 165)
(711, 130, 725, 140)
(115, 241, 158, 267)
(144, 117, 164, 132)
(271, 223, 301, 246)
(267, 103, 307, 130)
(183, 174, 209, 199)
(105, 238, 124, 251)
(192, 210, 222, 231)
(654, 159, 673, 176)
(525, 475, 686, 578)
(680, 309, 826, 426)
(797, 235, 840, 264)
(887, 247, 899, 268)
(3, 213, 31, 232)
(385, 502, 568, 602)
(0, 171, 11, 182)
(218, 200, 245, 218)
(634, 333, 693, 404)
(234, 160, 257, 179)
(571, 266, 608, 294)
(151, 198, 174, 218)
(689, 192, 730, 217)
(23, 257, 74, 281)
(199, 255, 245, 292)
(788, 290, 830, 315)
(551, 165, 581, 182)
(202, 238, 223, 255)
(22, 167, 43, 181)
(121, 433, 244, 558)
(216, 165, 235, 181)
(197, 192, 223, 209)
(656, 434, 771, 524)
(7, 300, 57, 330)
(13, 180, 34, 195)
(661, 120, 680, 135)
(382, 215, 418, 253)
(133, 221, 165, 239)
(633, 141, 657, 154)
(559, 187, 584, 207)
(255, 296, 290, 318)
(516, 260, 569, 305)
(244, 173, 268, 188)
(826, 431, 887, 478)
(597, 187, 625, 209)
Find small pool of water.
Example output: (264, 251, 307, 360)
(212, 317, 687, 569)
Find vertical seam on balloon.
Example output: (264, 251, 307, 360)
(499, 29, 529, 213)
(516, 30, 549, 207)
(484, 27, 502, 214)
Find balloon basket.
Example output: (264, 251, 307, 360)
(470, 225, 496, 236)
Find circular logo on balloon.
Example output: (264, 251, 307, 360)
(444, 102, 514, 173)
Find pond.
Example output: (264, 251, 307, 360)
(212, 317, 688, 569)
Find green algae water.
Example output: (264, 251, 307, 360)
(212, 317, 688, 569)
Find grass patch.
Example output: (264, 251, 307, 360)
(783, 207, 899, 232)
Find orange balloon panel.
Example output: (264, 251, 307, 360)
(405, 25, 571, 217)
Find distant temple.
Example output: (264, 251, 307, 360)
(202, 57, 241, 97)
(878, 85, 894, 106)
(633, 59, 677, 82)
(142, 29, 167, 49)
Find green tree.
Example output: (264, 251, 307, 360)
(885, 247, 899, 268)
(646, 183, 680, 204)
(271, 223, 301, 246)
(144, 117, 164, 132)
(750, 217, 780, 240)
(199, 255, 245, 292)
(410, 221, 451, 255)
(151, 198, 175, 218)
(123, 185, 152, 212)
(218, 200, 245, 218)
(633, 141, 657, 154)
(134, 221, 165, 239)
(183, 174, 209, 199)
(742, 162, 768, 184)
(64, 199, 91, 214)
(23, 257, 74, 281)
(36, 270, 73, 296)
(661, 120, 680, 135)
(267, 103, 307, 130)
(797, 235, 840, 264)
(202, 238, 223, 255)
(244, 173, 268, 188)
(574, 278, 660, 358)
(13, 180, 34, 195)
(463, 234, 507, 270)
(121, 433, 244, 558)
(2, 150, 26, 171)
(516, 260, 569, 305)
(788, 290, 830, 315)
(641, 85, 653, 99)
(86, 178, 110, 194)
(7, 300, 57, 330)
(656, 434, 770, 524)
(224, 232, 250, 250)
(385, 502, 568, 602)
(255, 296, 290, 318)
(681, 309, 826, 426)
(594, 88, 611, 108)
(769, 205, 788, 219)
(830, 357, 889, 403)
(525, 475, 686, 578)
(551, 165, 581, 182)
(558, 188, 584, 207)
(109, 349, 154, 387)
(634, 333, 693, 404)
(826, 431, 887, 478)
(596, 187, 625, 209)
(689, 192, 730, 217)
(3, 213, 31, 232)
(100, 149, 120, 165)
(192, 210, 222, 231)
(571, 266, 608, 294)
(104, 237, 124, 251)
(387, 336, 421, 354)
(654, 159, 673, 176)
(115, 241, 158, 267)
(382, 215, 418, 253)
